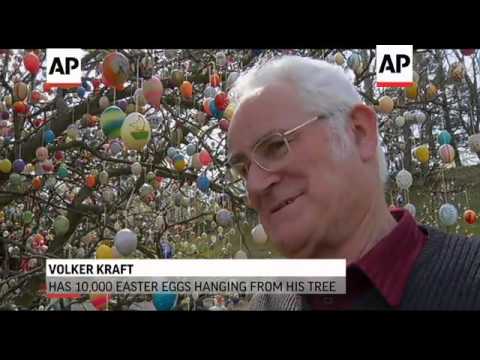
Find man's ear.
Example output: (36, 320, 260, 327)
(349, 104, 378, 162)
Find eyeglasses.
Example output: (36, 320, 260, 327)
(228, 110, 344, 180)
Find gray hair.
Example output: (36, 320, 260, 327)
(229, 55, 388, 184)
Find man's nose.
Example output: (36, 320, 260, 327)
(246, 162, 280, 207)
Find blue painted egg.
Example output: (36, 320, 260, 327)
(197, 175, 210, 193)
(152, 292, 177, 311)
(43, 129, 55, 144)
(438, 130, 452, 145)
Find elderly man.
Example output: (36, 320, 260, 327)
(227, 55, 480, 310)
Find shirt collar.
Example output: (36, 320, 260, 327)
(350, 208, 428, 308)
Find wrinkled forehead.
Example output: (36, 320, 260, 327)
(227, 82, 307, 159)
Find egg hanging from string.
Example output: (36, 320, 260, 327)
(396, 169, 413, 190)
(216, 209, 233, 227)
(102, 188, 115, 203)
(110, 139, 123, 155)
(464, 210, 477, 225)
(215, 51, 227, 67)
(204, 85, 217, 99)
(335, 52, 345, 65)
(199, 150, 213, 167)
(347, 53, 361, 70)
(152, 292, 177, 311)
(223, 103, 236, 121)
(133, 89, 147, 107)
(53, 215, 70, 236)
(32, 176, 42, 190)
(131, 162, 143, 176)
(143, 76, 164, 108)
(23, 52, 40, 75)
(451, 62, 465, 81)
(186, 143, 197, 156)
(405, 83, 418, 99)
(210, 73, 221, 87)
(98, 170, 109, 185)
(57, 164, 68, 178)
(90, 294, 110, 311)
(395, 115, 405, 128)
(99, 96, 110, 110)
(65, 124, 79, 140)
(180, 81, 193, 99)
(174, 155, 187, 172)
(439, 144, 455, 163)
(167, 147, 178, 160)
(468, 133, 480, 152)
(102, 51, 130, 88)
(197, 174, 210, 193)
(203, 98, 213, 116)
(86, 174, 96, 189)
(426, 83, 438, 100)
(114, 228, 138, 256)
(404, 111, 415, 123)
(43, 129, 55, 144)
(22, 211, 33, 225)
(209, 98, 223, 119)
(171, 70, 185, 87)
(120, 112, 151, 151)
(378, 96, 394, 113)
(14, 101, 27, 113)
(0, 159, 12, 174)
(100, 105, 126, 139)
(437, 130, 452, 145)
(414, 145, 430, 165)
(234, 250, 248, 259)
(414, 110, 426, 124)
(215, 92, 229, 112)
(13, 159, 25, 173)
(191, 153, 202, 170)
(14, 82, 28, 101)
(219, 118, 229, 132)
(438, 203, 458, 226)
(96, 244, 113, 259)
(251, 224, 268, 244)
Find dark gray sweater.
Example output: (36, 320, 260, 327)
(249, 225, 480, 310)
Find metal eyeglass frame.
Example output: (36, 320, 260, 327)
(228, 107, 351, 179)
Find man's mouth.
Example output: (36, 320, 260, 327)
(270, 194, 302, 214)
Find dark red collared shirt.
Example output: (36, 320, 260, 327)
(305, 208, 428, 309)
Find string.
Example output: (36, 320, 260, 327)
(113, 86, 116, 105)
(238, 225, 242, 251)
(136, 58, 140, 113)
(208, 65, 211, 88)
(442, 167, 447, 203)
(465, 190, 470, 209)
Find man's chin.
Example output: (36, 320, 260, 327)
(270, 232, 312, 258)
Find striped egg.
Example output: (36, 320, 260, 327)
(100, 106, 126, 139)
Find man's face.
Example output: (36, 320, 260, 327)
(228, 82, 367, 258)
